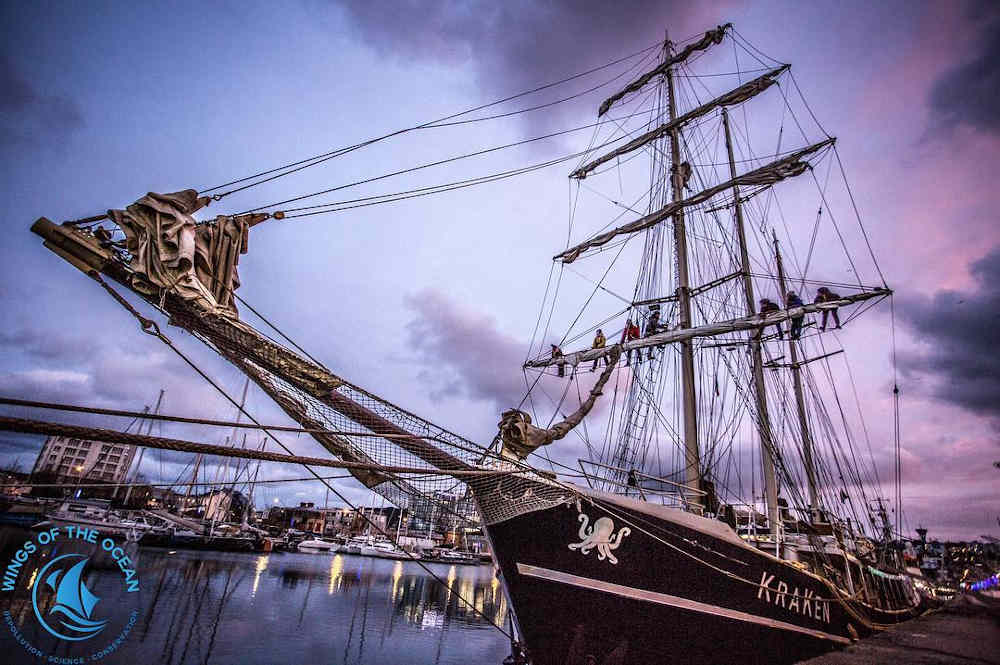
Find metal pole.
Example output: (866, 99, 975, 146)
(772, 232, 820, 522)
(664, 42, 701, 506)
(722, 108, 780, 539)
(124, 391, 163, 505)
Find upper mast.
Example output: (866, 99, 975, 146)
(722, 108, 780, 539)
(664, 38, 702, 507)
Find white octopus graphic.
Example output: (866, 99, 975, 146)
(567, 512, 631, 564)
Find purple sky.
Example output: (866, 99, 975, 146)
(0, 1, 996, 541)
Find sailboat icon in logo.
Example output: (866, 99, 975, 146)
(31, 554, 109, 641)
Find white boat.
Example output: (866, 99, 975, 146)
(342, 535, 369, 555)
(362, 539, 409, 559)
(343, 535, 409, 559)
(434, 548, 479, 565)
(296, 537, 341, 553)
(35, 499, 150, 539)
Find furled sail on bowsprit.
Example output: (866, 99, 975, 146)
(31, 202, 565, 529)
(108, 189, 259, 316)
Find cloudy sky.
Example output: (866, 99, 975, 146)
(0, 0, 996, 541)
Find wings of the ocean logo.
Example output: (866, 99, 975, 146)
(31, 554, 109, 641)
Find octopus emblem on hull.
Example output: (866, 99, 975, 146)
(568, 511, 631, 564)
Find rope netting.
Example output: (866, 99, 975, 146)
(170, 303, 572, 527)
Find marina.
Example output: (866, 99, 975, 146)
(0, 526, 510, 665)
(1, 3, 998, 664)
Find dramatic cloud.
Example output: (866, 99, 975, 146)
(896, 246, 1000, 418)
(927, 3, 1000, 133)
(404, 288, 525, 411)
(0, 328, 100, 362)
(0, 53, 83, 147)
(403, 287, 623, 408)
(336, 0, 734, 131)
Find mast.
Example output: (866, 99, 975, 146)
(665, 41, 702, 506)
(242, 437, 265, 528)
(209, 378, 249, 534)
(123, 390, 163, 505)
(722, 108, 779, 538)
(182, 454, 201, 519)
(772, 232, 820, 522)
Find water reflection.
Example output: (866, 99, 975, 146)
(0, 528, 509, 665)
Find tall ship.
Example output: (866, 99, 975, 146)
(23, 23, 930, 664)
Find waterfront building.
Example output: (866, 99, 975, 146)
(181, 488, 248, 522)
(319, 506, 356, 535)
(265, 502, 325, 532)
(147, 487, 184, 510)
(30, 435, 138, 485)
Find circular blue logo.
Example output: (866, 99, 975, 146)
(31, 554, 110, 641)
(2, 526, 141, 661)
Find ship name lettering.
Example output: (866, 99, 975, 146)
(757, 571, 830, 624)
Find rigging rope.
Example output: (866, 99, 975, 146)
(0, 474, 356, 491)
(0, 396, 467, 441)
(200, 41, 664, 200)
(0, 416, 517, 478)
(238, 109, 662, 216)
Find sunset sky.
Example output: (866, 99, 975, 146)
(0, 1, 997, 541)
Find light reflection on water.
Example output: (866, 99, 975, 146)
(0, 528, 510, 665)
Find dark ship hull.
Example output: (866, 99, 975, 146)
(479, 483, 925, 665)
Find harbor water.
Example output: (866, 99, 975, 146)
(0, 527, 511, 665)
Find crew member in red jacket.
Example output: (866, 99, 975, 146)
(620, 318, 640, 366)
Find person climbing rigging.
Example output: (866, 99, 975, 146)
(786, 291, 805, 340)
(815, 286, 842, 330)
(550, 344, 565, 377)
(758, 298, 782, 339)
(591, 329, 607, 372)
(620, 318, 640, 366)
(644, 306, 661, 360)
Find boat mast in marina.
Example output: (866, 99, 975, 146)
(122, 388, 164, 505)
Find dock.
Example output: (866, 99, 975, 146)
(800, 592, 1000, 664)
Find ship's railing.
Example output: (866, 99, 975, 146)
(575, 459, 706, 512)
